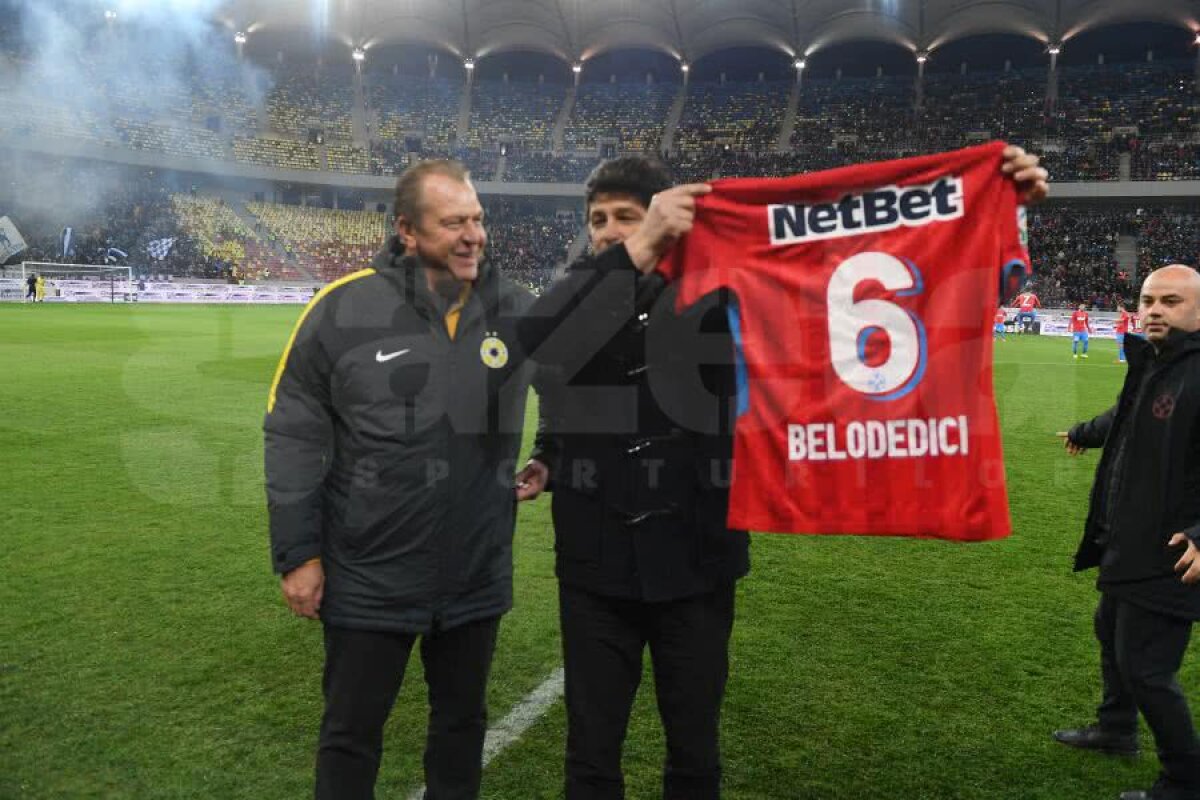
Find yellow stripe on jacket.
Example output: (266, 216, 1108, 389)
(266, 268, 376, 414)
(445, 283, 472, 340)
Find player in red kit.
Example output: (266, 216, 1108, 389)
(1114, 302, 1134, 363)
(1070, 303, 1093, 359)
(995, 307, 1008, 341)
(1014, 289, 1041, 333)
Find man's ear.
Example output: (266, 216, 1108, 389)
(395, 216, 415, 252)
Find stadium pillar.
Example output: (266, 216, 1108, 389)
(914, 53, 927, 112)
(1046, 49, 1059, 113)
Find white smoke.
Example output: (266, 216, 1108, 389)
(0, 0, 270, 230)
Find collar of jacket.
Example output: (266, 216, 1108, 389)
(1127, 327, 1200, 368)
(370, 235, 494, 313)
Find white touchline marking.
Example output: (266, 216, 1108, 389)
(405, 667, 565, 800)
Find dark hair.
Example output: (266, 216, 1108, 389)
(584, 156, 672, 212)
(393, 159, 471, 227)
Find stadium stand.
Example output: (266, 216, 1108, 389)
(564, 82, 675, 153)
(675, 80, 790, 155)
(245, 202, 390, 283)
(233, 136, 321, 170)
(482, 200, 581, 291)
(918, 68, 1045, 151)
(1, 14, 1196, 309)
(462, 80, 564, 150)
(1053, 60, 1197, 142)
(171, 195, 300, 280)
(793, 76, 918, 154)
(267, 68, 355, 142)
(1132, 140, 1200, 180)
(1037, 141, 1123, 182)
(326, 143, 371, 175)
(505, 152, 599, 182)
(240, 198, 577, 289)
(368, 75, 463, 153)
(1136, 208, 1200, 273)
(1027, 207, 1128, 308)
(3, 29, 1196, 187)
(0, 97, 120, 147)
(116, 120, 228, 161)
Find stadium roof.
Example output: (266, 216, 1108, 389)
(219, 0, 1198, 64)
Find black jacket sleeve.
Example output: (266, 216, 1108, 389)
(516, 243, 653, 365)
(1068, 405, 1117, 449)
(528, 360, 564, 477)
(263, 308, 334, 574)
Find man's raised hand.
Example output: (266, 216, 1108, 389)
(624, 184, 713, 273)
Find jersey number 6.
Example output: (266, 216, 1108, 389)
(826, 251, 927, 402)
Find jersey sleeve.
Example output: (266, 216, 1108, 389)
(658, 187, 745, 311)
(998, 204, 1032, 305)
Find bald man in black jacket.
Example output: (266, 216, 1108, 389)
(1055, 265, 1200, 800)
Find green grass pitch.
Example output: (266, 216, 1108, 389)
(0, 305, 1184, 799)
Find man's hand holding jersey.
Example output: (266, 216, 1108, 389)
(624, 183, 712, 273)
(1001, 145, 1049, 204)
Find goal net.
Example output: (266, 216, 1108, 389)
(0, 262, 135, 303)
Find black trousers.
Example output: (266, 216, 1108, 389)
(559, 582, 737, 800)
(1095, 593, 1200, 790)
(315, 617, 500, 800)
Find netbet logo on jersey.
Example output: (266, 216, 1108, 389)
(767, 176, 964, 245)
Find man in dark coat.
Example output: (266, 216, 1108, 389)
(517, 156, 748, 800)
(1054, 265, 1200, 800)
(265, 159, 552, 800)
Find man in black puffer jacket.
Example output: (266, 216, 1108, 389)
(1054, 265, 1200, 800)
(264, 160, 554, 800)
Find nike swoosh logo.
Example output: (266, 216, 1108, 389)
(375, 348, 411, 363)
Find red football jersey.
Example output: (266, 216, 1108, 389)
(995, 310, 1006, 325)
(1069, 311, 1091, 333)
(659, 142, 1028, 541)
(1015, 292, 1040, 312)
(1114, 310, 1132, 334)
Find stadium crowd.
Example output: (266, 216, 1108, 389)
(3, 31, 1197, 186)
(4, 150, 1196, 307)
(1027, 208, 1129, 309)
(2, 31, 1198, 302)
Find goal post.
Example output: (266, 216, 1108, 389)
(0, 262, 135, 303)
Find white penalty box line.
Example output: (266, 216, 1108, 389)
(405, 667, 565, 800)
